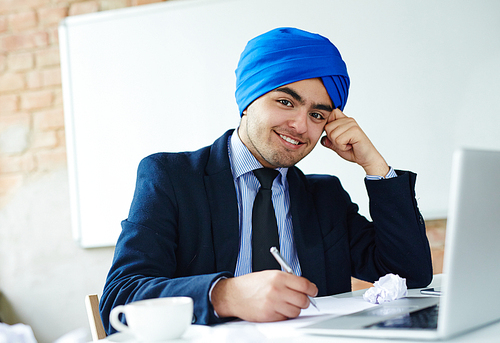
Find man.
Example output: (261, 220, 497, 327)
(100, 28, 432, 333)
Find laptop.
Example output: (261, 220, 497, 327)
(301, 148, 500, 340)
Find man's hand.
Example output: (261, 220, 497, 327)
(211, 270, 318, 322)
(321, 109, 389, 177)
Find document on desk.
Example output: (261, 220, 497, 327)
(301, 295, 376, 317)
(224, 295, 377, 339)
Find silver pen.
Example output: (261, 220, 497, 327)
(270, 246, 319, 311)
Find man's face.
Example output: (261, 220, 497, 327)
(238, 78, 333, 169)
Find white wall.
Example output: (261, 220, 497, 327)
(0, 169, 114, 342)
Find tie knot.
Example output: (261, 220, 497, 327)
(253, 168, 279, 190)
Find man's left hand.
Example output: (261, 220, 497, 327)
(321, 108, 390, 177)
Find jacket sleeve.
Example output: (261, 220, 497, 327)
(348, 170, 433, 288)
(99, 155, 232, 335)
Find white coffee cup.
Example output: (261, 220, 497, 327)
(109, 297, 193, 341)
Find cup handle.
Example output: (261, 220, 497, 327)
(109, 305, 131, 334)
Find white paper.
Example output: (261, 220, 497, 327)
(363, 273, 408, 304)
(0, 323, 37, 343)
(222, 295, 378, 339)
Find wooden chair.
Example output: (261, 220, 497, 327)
(85, 294, 107, 341)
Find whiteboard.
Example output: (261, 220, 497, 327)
(59, 0, 500, 247)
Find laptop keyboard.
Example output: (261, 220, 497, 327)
(367, 304, 439, 329)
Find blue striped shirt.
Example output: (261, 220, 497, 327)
(209, 131, 397, 309)
(365, 167, 397, 180)
(228, 132, 302, 276)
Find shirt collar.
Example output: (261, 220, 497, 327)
(229, 130, 288, 181)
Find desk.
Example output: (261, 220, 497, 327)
(101, 275, 500, 342)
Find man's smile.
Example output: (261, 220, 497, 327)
(277, 132, 304, 147)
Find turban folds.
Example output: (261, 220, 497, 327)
(235, 27, 350, 116)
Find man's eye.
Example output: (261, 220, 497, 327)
(310, 112, 325, 120)
(279, 99, 292, 107)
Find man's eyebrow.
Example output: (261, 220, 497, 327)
(274, 87, 304, 104)
(274, 86, 303, 104)
(313, 103, 334, 112)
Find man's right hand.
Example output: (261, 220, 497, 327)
(210, 270, 318, 322)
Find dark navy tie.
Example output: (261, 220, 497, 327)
(252, 168, 281, 272)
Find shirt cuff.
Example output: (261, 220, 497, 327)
(208, 276, 227, 318)
(365, 166, 397, 180)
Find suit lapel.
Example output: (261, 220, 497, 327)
(287, 167, 327, 294)
(204, 130, 240, 274)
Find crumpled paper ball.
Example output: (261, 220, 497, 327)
(363, 273, 408, 304)
(0, 323, 37, 343)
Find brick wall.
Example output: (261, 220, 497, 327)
(0, 0, 168, 208)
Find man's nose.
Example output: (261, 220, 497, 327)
(288, 111, 308, 134)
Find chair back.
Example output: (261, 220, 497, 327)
(85, 294, 107, 341)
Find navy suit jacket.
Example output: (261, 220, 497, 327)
(100, 130, 432, 334)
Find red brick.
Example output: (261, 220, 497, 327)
(0, 94, 19, 113)
(0, 154, 35, 174)
(352, 278, 372, 291)
(31, 130, 58, 148)
(35, 47, 60, 67)
(8, 11, 38, 31)
(33, 108, 64, 131)
(21, 90, 53, 110)
(100, 0, 129, 11)
(0, 113, 31, 130)
(0, 54, 6, 73)
(47, 27, 59, 45)
(53, 89, 63, 106)
(38, 6, 68, 26)
(26, 68, 61, 88)
(431, 247, 445, 274)
(68, 1, 99, 16)
(0, 35, 30, 52)
(425, 219, 447, 248)
(32, 31, 49, 47)
(0, 0, 50, 15)
(0, 15, 7, 33)
(0, 73, 25, 92)
(7, 52, 34, 71)
(1, 31, 49, 52)
(26, 70, 43, 89)
(0, 174, 24, 196)
(41, 67, 61, 86)
(56, 128, 65, 146)
(132, 0, 163, 5)
(34, 147, 67, 171)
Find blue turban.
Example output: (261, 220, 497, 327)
(235, 27, 350, 116)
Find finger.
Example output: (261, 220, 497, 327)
(325, 120, 360, 149)
(275, 299, 305, 319)
(321, 135, 333, 149)
(331, 108, 346, 121)
(266, 287, 310, 320)
(283, 274, 318, 298)
(333, 129, 357, 152)
(324, 115, 357, 139)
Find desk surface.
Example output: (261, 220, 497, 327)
(101, 275, 500, 343)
